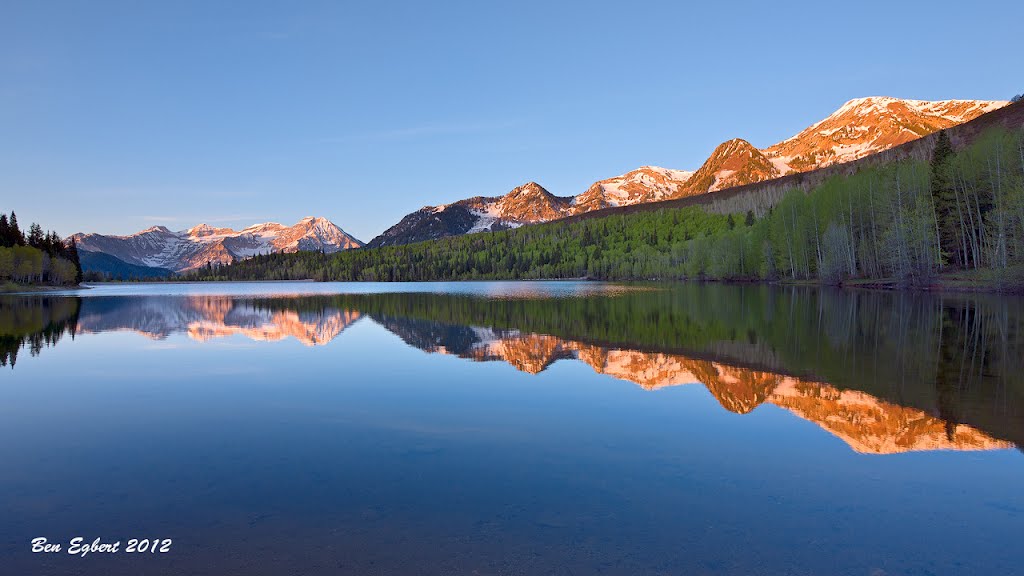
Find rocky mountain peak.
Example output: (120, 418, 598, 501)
(495, 182, 572, 223)
(138, 225, 172, 235)
(186, 223, 234, 237)
(712, 138, 758, 156)
(681, 138, 780, 195)
(502, 182, 552, 200)
(764, 96, 1007, 171)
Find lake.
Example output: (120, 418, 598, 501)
(1, 281, 1022, 575)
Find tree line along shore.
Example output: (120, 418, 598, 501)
(0, 212, 83, 291)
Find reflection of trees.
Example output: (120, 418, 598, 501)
(366, 312, 1013, 453)
(302, 286, 1022, 447)
(794, 290, 1024, 448)
(0, 296, 81, 368)
(934, 301, 1014, 440)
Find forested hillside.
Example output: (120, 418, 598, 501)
(681, 126, 1024, 286)
(182, 125, 1024, 289)
(0, 211, 83, 288)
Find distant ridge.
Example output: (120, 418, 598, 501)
(78, 249, 173, 279)
(71, 216, 362, 272)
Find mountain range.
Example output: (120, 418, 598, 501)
(72, 216, 361, 273)
(73, 96, 1008, 267)
(368, 96, 1006, 247)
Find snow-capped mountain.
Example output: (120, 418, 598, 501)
(678, 138, 782, 195)
(763, 97, 1005, 171)
(370, 96, 1007, 246)
(72, 216, 362, 272)
(572, 166, 696, 212)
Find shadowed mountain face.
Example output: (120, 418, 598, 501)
(5, 285, 1021, 455)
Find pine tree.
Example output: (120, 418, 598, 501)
(45, 231, 60, 256)
(9, 212, 24, 246)
(0, 214, 9, 247)
(67, 239, 83, 283)
(27, 223, 44, 248)
(929, 130, 957, 267)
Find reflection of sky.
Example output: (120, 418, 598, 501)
(1, 314, 1023, 574)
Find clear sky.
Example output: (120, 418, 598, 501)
(1, 0, 1020, 242)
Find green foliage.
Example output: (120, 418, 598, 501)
(183, 208, 734, 282)
(691, 126, 1024, 286)
(0, 211, 82, 285)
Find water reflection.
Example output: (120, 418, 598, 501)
(0, 296, 81, 367)
(3, 285, 1022, 455)
(76, 296, 361, 345)
(369, 314, 1017, 454)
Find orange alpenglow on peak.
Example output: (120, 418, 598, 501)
(414, 330, 1013, 455)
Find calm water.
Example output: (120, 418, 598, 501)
(1, 281, 1023, 575)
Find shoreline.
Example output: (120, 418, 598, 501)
(37, 275, 1023, 296)
(0, 282, 91, 295)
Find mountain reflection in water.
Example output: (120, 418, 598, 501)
(2, 285, 1022, 455)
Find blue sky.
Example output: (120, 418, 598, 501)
(1, 0, 1020, 242)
